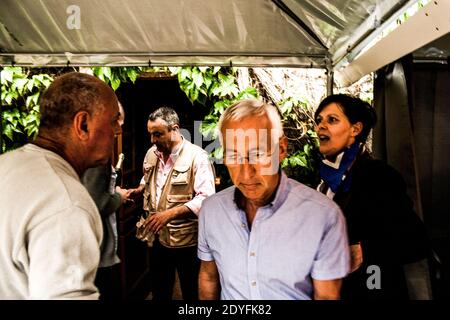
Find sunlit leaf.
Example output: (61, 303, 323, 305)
(180, 68, 191, 81)
(102, 67, 112, 80)
(4, 126, 14, 140)
(168, 67, 181, 75)
(111, 78, 121, 91)
(5, 93, 13, 105)
(27, 79, 35, 91)
(0, 68, 14, 83)
(192, 69, 204, 88)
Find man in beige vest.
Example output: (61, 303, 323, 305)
(128, 107, 215, 300)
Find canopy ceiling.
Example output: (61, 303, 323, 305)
(0, 0, 448, 86)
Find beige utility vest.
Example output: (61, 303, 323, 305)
(142, 140, 205, 248)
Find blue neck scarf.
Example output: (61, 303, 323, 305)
(320, 142, 360, 193)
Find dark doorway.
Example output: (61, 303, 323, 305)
(112, 74, 212, 299)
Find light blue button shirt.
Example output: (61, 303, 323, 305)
(198, 172, 350, 300)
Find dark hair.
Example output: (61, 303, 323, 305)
(39, 72, 110, 131)
(148, 107, 179, 127)
(315, 94, 377, 143)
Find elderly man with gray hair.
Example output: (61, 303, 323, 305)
(0, 72, 122, 299)
(198, 99, 350, 300)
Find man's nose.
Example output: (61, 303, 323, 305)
(238, 161, 256, 179)
(150, 136, 157, 144)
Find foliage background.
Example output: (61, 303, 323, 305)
(1, 66, 372, 186)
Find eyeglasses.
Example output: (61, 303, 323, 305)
(224, 150, 276, 166)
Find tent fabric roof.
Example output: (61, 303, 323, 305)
(3, 0, 448, 86)
(0, 0, 409, 68)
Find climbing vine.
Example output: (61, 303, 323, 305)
(1, 67, 53, 152)
(0, 66, 144, 153)
(169, 66, 320, 186)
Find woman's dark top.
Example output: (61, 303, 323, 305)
(325, 151, 428, 300)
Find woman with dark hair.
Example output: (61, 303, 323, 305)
(315, 94, 428, 300)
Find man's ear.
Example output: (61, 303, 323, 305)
(170, 124, 179, 132)
(278, 136, 288, 162)
(73, 111, 90, 140)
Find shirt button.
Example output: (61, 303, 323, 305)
(251, 281, 257, 287)
(250, 252, 256, 257)
(241, 223, 246, 228)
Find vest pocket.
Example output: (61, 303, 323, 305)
(165, 222, 198, 247)
(167, 194, 192, 203)
(171, 173, 189, 186)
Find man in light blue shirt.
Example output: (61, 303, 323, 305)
(198, 99, 350, 300)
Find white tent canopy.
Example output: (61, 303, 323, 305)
(1, 0, 449, 86)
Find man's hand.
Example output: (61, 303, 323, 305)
(115, 186, 131, 204)
(143, 210, 174, 234)
(142, 205, 193, 234)
(126, 184, 144, 200)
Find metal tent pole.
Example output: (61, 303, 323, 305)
(325, 54, 334, 96)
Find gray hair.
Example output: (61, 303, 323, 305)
(217, 99, 284, 144)
(148, 106, 179, 127)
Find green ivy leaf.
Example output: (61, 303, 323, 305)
(4, 124, 14, 141)
(218, 73, 230, 84)
(189, 87, 199, 104)
(168, 67, 181, 75)
(102, 67, 112, 81)
(32, 93, 39, 105)
(42, 78, 52, 88)
(5, 92, 14, 105)
(111, 78, 121, 91)
(14, 78, 28, 94)
(219, 83, 239, 97)
(213, 100, 227, 115)
(237, 87, 258, 100)
(27, 78, 35, 92)
(179, 68, 192, 81)
(0, 68, 14, 84)
(201, 116, 219, 140)
(18, 116, 26, 127)
(211, 146, 223, 160)
(192, 69, 204, 88)
(203, 75, 213, 91)
(126, 69, 138, 83)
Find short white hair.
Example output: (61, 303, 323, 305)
(217, 99, 284, 145)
